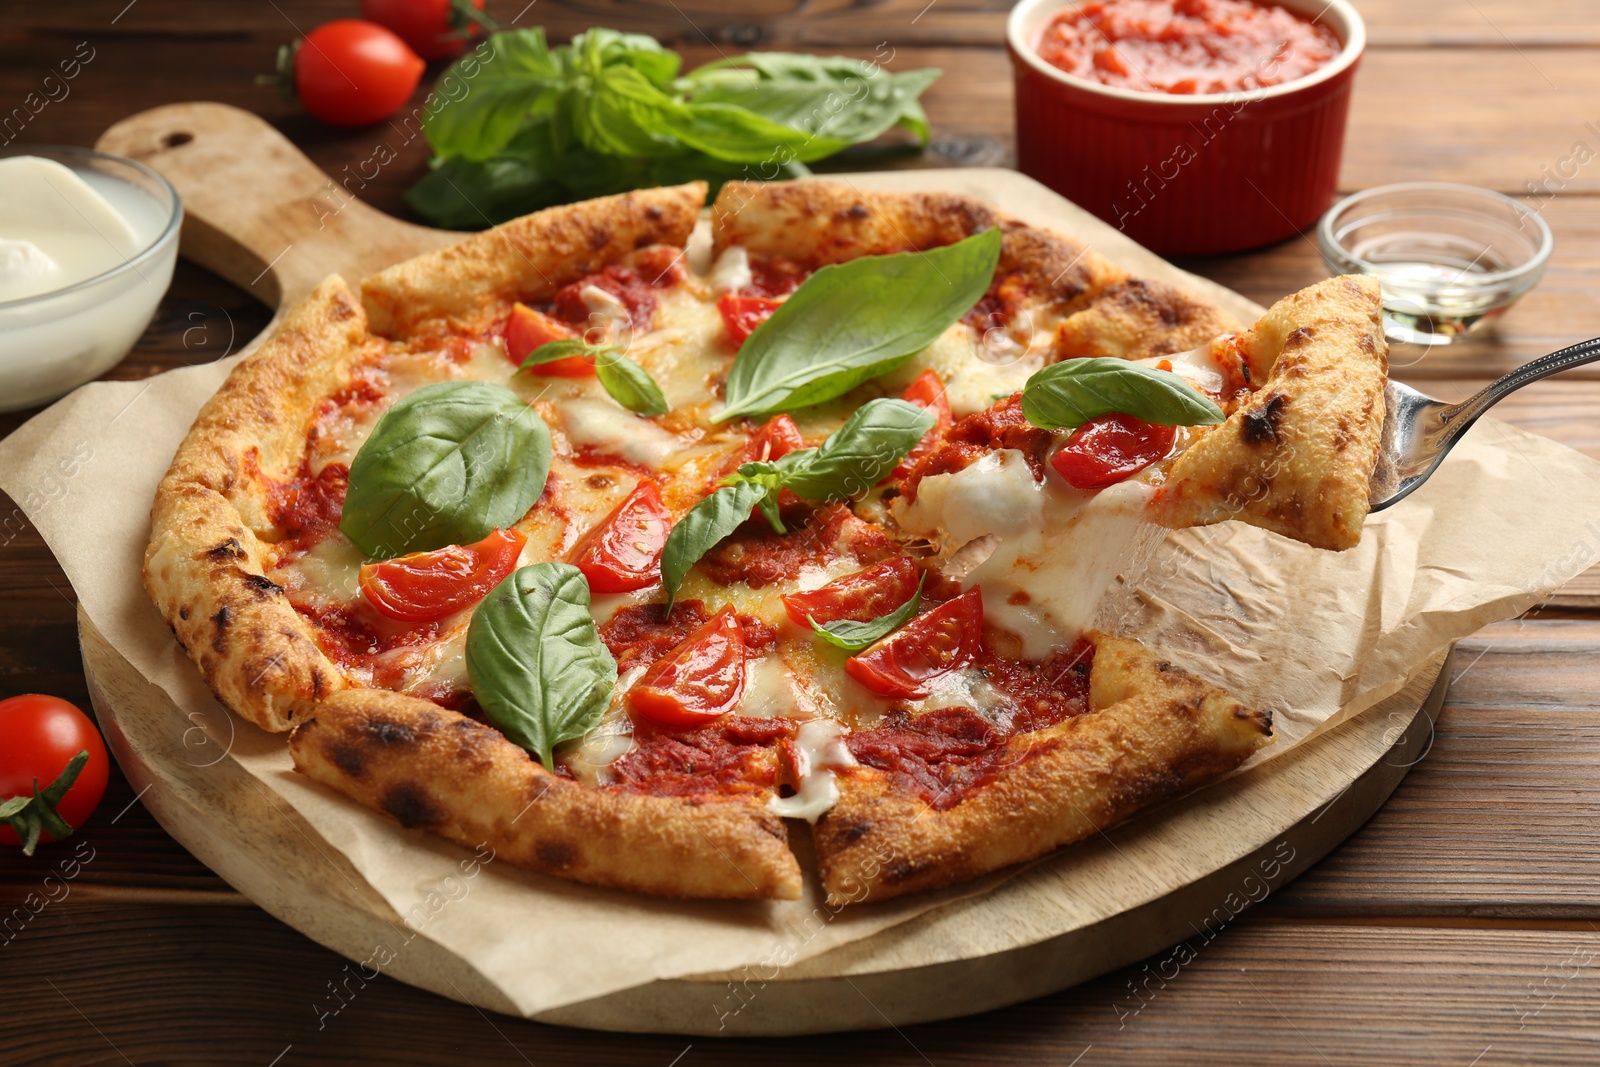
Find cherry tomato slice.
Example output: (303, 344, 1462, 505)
(741, 414, 805, 464)
(782, 557, 921, 628)
(1049, 413, 1176, 491)
(892, 369, 954, 478)
(570, 479, 672, 594)
(628, 607, 747, 726)
(845, 588, 984, 700)
(504, 302, 594, 377)
(0, 695, 109, 849)
(717, 295, 783, 347)
(359, 528, 526, 622)
(293, 20, 425, 129)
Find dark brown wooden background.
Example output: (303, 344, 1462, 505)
(5, 1, 1600, 1064)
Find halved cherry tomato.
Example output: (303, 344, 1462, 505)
(292, 20, 425, 129)
(628, 607, 747, 726)
(504, 302, 594, 377)
(782, 557, 921, 628)
(741, 414, 805, 464)
(570, 480, 672, 593)
(0, 695, 109, 850)
(1049, 413, 1176, 491)
(359, 528, 526, 622)
(361, 0, 490, 61)
(717, 294, 783, 347)
(733, 414, 807, 516)
(892, 369, 954, 478)
(845, 588, 984, 699)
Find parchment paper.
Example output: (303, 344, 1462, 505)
(5, 170, 1600, 1017)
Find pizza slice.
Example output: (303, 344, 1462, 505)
(145, 179, 1387, 904)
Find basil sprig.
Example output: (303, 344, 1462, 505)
(1020, 358, 1226, 431)
(659, 481, 770, 610)
(466, 563, 618, 770)
(660, 399, 934, 603)
(808, 573, 925, 652)
(716, 229, 1003, 422)
(519, 340, 669, 417)
(407, 29, 940, 228)
(341, 382, 551, 559)
(729, 398, 934, 533)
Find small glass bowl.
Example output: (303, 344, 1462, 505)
(1317, 182, 1551, 345)
(0, 145, 182, 412)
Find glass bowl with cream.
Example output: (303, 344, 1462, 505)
(0, 146, 181, 412)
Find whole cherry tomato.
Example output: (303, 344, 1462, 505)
(362, 0, 492, 61)
(1049, 413, 1176, 491)
(783, 557, 921, 629)
(628, 608, 748, 726)
(292, 20, 424, 128)
(570, 480, 672, 594)
(845, 588, 984, 700)
(359, 528, 526, 622)
(0, 695, 109, 853)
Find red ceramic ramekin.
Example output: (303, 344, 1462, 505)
(1008, 0, 1366, 255)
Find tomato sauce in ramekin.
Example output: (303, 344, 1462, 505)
(1035, 0, 1340, 95)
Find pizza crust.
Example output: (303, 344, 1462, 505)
(1154, 275, 1388, 551)
(709, 180, 1238, 340)
(363, 182, 706, 339)
(289, 689, 804, 900)
(812, 632, 1273, 905)
(143, 276, 373, 732)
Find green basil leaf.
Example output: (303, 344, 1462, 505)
(774, 398, 934, 501)
(1021, 358, 1227, 430)
(423, 29, 564, 162)
(466, 563, 617, 770)
(595, 350, 670, 417)
(718, 228, 1003, 421)
(687, 63, 939, 147)
(809, 573, 925, 651)
(659, 481, 770, 609)
(340, 382, 551, 559)
(571, 28, 681, 86)
(518, 341, 669, 417)
(516, 339, 613, 370)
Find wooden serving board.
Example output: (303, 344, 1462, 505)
(85, 102, 1449, 1036)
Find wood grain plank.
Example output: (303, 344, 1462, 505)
(6, 900, 1600, 1065)
(1273, 618, 1600, 918)
(23, 0, 1600, 48)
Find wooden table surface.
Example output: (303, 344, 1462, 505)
(5, 2, 1600, 1064)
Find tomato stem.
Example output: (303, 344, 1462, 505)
(448, 0, 499, 39)
(1, 749, 88, 856)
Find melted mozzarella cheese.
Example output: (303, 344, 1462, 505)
(561, 665, 646, 784)
(914, 670, 1008, 716)
(286, 537, 366, 607)
(896, 448, 1042, 546)
(768, 718, 857, 822)
(895, 448, 1164, 658)
(886, 323, 1046, 417)
(708, 246, 753, 294)
(558, 397, 683, 467)
(1138, 342, 1231, 396)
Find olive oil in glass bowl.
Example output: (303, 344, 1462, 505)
(1317, 183, 1551, 345)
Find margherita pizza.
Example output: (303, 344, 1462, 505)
(143, 179, 1387, 904)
